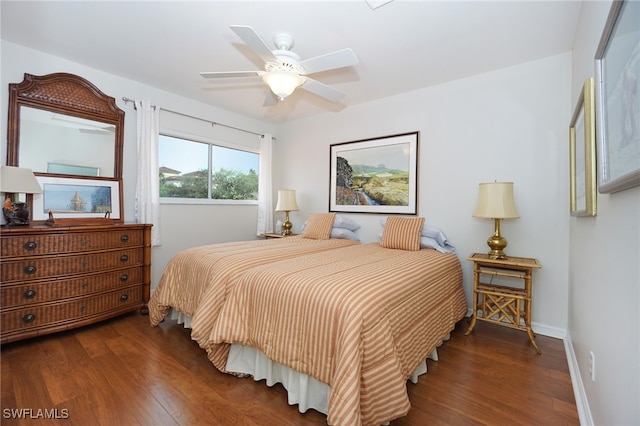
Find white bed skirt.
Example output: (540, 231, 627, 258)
(168, 309, 445, 416)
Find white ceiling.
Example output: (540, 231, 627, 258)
(1, 1, 582, 123)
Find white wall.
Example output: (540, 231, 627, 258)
(1, 41, 276, 288)
(275, 53, 572, 335)
(569, 2, 640, 425)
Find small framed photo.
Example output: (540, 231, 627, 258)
(570, 78, 597, 217)
(329, 131, 419, 215)
(32, 174, 123, 222)
(594, 0, 640, 193)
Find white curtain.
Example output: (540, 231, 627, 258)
(256, 133, 274, 236)
(135, 100, 161, 246)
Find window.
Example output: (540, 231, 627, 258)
(159, 134, 259, 202)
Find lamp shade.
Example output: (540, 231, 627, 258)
(262, 71, 303, 100)
(275, 189, 299, 212)
(0, 166, 42, 194)
(473, 182, 519, 219)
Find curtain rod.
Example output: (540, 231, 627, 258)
(121, 97, 269, 138)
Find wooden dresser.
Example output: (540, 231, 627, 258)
(0, 223, 152, 344)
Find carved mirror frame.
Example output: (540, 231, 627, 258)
(6, 72, 124, 177)
(6, 73, 125, 224)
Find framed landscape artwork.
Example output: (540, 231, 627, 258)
(329, 131, 419, 214)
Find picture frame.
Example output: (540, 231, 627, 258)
(594, 0, 640, 194)
(47, 162, 100, 176)
(329, 131, 419, 214)
(570, 78, 597, 217)
(32, 174, 123, 223)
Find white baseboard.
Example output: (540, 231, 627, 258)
(464, 311, 567, 340)
(564, 334, 593, 426)
(531, 321, 565, 339)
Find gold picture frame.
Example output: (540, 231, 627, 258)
(570, 77, 597, 217)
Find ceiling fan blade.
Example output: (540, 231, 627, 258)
(230, 25, 278, 64)
(299, 48, 359, 75)
(300, 78, 346, 103)
(200, 71, 261, 79)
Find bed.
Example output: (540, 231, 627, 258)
(149, 235, 359, 327)
(192, 216, 466, 426)
(150, 215, 466, 425)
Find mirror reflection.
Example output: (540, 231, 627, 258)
(19, 106, 116, 177)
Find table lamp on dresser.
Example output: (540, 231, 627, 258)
(0, 166, 42, 226)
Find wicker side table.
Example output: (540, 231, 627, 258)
(465, 253, 542, 353)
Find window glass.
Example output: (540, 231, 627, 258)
(159, 134, 259, 201)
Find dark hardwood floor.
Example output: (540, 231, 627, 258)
(1, 312, 579, 425)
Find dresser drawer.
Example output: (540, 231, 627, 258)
(1, 267, 143, 308)
(1, 248, 143, 282)
(1, 229, 144, 258)
(1, 286, 143, 335)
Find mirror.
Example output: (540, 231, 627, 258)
(19, 106, 116, 176)
(6, 73, 124, 178)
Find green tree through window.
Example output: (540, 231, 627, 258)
(159, 134, 259, 201)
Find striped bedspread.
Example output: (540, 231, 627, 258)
(148, 236, 358, 327)
(200, 243, 467, 426)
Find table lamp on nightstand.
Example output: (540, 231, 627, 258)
(275, 189, 299, 235)
(473, 181, 520, 259)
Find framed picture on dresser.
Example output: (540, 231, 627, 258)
(32, 174, 123, 222)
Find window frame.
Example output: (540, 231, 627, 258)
(158, 128, 260, 205)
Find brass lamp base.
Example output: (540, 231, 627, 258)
(282, 211, 293, 235)
(486, 218, 508, 259)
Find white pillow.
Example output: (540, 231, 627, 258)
(330, 228, 360, 241)
(421, 236, 455, 253)
(333, 216, 361, 231)
(421, 223, 451, 248)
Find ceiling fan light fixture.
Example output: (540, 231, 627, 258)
(262, 71, 303, 101)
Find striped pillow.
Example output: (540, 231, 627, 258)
(380, 216, 425, 251)
(302, 213, 336, 240)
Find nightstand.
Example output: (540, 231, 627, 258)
(260, 233, 297, 239)
(465, 253, 542, 353)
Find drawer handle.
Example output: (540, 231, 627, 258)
(120, 274, 129, 282)
(23, 241, 37, 251)
(23, 265, 37, 275)
(22, 313, 36, 323)
(120, 254, 129, 262)
(23, 289, 37, 299)
(121, 234, 129, 242)
(120, 293, 129, 302)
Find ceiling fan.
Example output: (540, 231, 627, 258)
(200, 25, 358, 105)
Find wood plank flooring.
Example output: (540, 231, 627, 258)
(1, 312, 579, 425)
